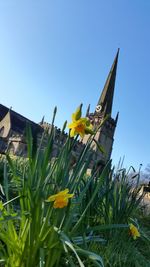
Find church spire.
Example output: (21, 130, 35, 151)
(95, 49, 119, 115)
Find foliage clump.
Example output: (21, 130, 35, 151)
(0, 106, 149, 267)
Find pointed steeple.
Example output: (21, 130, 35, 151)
(95, 49, 119, 115)
(86, 104, 90, 116)
(40, 116, 45, 125)
(115, 111, 119, 124)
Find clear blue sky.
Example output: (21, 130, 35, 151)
(0, 1, 149, 171)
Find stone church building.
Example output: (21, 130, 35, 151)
(0, 50, 119, 170)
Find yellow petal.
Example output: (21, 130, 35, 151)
(78, 118, 87, 124)
(57, 189, 69, 196)
(46, 195, 56, 202)
(129, 223, 140, 239)
(70, 128, 76, 137)
(68, 122, 76, 129)
(46, 189, 69, 202)
(67, 193, 74, 198)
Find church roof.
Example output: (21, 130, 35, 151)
(0, 104, 43, 135)
(9, 110, 43, 135)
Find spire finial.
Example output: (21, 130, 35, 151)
(40, 116, 45, 125)
(115, 111, 119, 124)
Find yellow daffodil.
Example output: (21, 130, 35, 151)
(129, 223, 140, 240)
(46, 189, 74, 208)
(68, 105, 94, 138)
